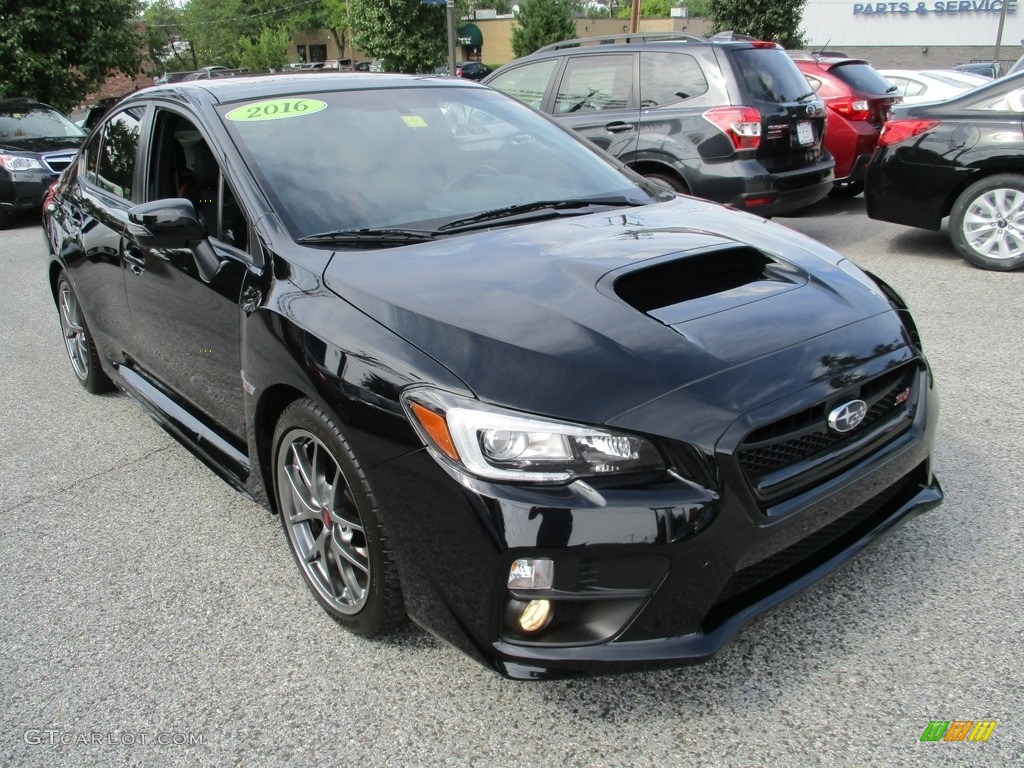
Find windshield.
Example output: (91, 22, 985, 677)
(828, 63, 897, 96)
(218, 85, 657, 239)
(0, 105, 84, 141)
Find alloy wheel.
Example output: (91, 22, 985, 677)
(961, 187, 1024, 262)
(276, 429, 370, 614)
(58, 281, 90, 381)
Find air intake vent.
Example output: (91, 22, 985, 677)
(610, 246, 806, 326)
(615, 247, 774, 312)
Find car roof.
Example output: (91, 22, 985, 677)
(794, 57, 871, 71)
(0, 97, 55, 112)
(122, 73, 482, 107)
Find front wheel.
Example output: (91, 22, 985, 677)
(643, 172, 688, 195)
(273, 399, 405, 635)
(949, 174, 1024, 271)
(55, 275, 113, 393)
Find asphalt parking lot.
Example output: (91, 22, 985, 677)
(1, 196, 1021, 767)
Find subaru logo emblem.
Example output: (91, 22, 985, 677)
(828, 400, 867, 433)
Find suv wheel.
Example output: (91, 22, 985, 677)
(828, 180, 864, 199)
(644, 173, 688, 195)
(950, 174, 1024, 271)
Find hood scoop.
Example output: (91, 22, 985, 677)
(611, 246, 808, 326)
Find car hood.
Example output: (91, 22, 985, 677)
(0, 136, 82, 154)
(322, 197, 901, 426)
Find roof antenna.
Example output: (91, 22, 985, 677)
(816, 39, 831, 58)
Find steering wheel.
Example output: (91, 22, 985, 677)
(446, 165, 501, 191)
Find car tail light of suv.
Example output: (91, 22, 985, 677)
(702, 106, 762, 150)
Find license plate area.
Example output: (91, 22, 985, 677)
(795, 120, 814, 146)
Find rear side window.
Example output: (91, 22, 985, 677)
(827, 63, 896, 96)
(640, 52, 708, 106)
(554, 55, 633, 113)
(487, 60, 557, 109)
(732, 49, 812, 103)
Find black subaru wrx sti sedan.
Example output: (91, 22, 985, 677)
(42, 74, 941, 679)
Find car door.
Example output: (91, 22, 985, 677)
(55, 105, 146, 360)
(121, 107, 255, 440)
(548, 53, 640, 163)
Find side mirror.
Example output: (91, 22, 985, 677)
(128, 198, 223, 283)
(128, 198, 206, 245)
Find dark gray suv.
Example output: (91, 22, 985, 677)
(484, 33, 835, 216)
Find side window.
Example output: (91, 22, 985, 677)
(487, 60, 557, 109)
(148, 111, 250, 251)
(639, 52, 708, 106)
(554, 55, 633, 114)
(903, 79, 925, 97)
(95, 108, 142, 199)
(81, 132, 103, 186)
(804, 75, 822, 93)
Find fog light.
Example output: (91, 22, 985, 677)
(518, 599, 553, 633)
(508, 558, 554, 590)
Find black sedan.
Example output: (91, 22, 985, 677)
(43, 74, 941, 679)
(1, 98, 84, 227)
(866, 71, 1024, 271)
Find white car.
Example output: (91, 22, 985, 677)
(878, 68, 988, 103)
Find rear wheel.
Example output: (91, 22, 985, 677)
(949, 174, 1024, 271)
(828, 180, 864, 199)
(55, 275, 113, 393)
(644, 172, 688, 195)
(273, 399, 405, 635)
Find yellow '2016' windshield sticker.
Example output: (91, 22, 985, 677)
(225, 99, 327, 122)
(401, 115, 428, 128)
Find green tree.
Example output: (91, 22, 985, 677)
(616, 0, 672, 17)
(0, 0, 142, 112)
(143, 0, 194, 72)
(708, 0, 806, 48)
(348, 0, 448, 73)
(510, 0, 576, 58)
(237, 27, 291, 71)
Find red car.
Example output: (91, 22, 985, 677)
(793, 55, 900, 198)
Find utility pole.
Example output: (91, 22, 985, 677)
(446, 0, 458, 75)
(993, 0, 1008, 65)
(629, 0, 640, 33)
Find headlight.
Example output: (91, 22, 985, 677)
(0, 154, 44, 171)
(401, 388, 664, 483)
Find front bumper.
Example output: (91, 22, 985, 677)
(0, 167, 60, 214)
(368, 362, 941, 679)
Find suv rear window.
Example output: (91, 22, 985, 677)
(731, 49, 812, 103)
(826, 63, 896, 96)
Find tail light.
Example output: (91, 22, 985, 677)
(702, 106, 762, 150)
(827, 97, 871, 121)
(42, 181, 58, 212)
(878, 119, 940, 147)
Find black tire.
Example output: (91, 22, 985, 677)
(828, 180, 864, 199)
(644, 172, 688, 195)
(272, 399, 405, 635)
(55, 275, 113, 394)
(949, 174, 1024, 271)
(0, 208, 12, 229)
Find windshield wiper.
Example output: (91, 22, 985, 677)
(298, 227, 439, 246)
(796, 91, 817, 103)
(437, 198, 638, 233)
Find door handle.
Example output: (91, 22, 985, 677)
(605, 122, 633, 134)
(124, 246, 146, 275)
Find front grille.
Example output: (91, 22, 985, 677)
(705, 466, 924, 623)
(737, 362, 918, 497)
(43, 153, 75, 174)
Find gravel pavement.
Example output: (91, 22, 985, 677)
(1, 198, 1021, 767)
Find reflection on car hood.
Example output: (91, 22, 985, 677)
(322, 197, 898, 425)
(0, 136, 82, 154)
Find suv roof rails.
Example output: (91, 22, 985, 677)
(534, 32, 706, 54)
